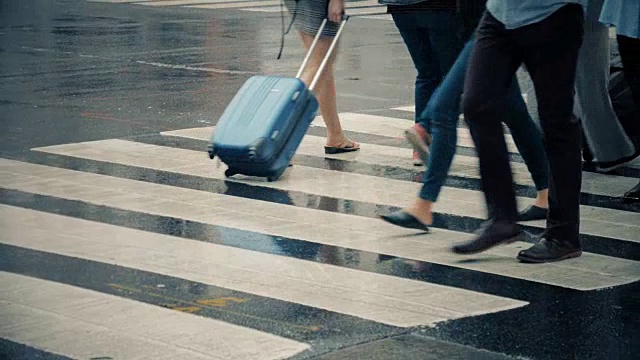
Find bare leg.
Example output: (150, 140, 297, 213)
(299, 31, 359, 149)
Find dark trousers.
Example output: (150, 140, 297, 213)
(391, 11, 460, 125)
(462, 4, 584, 245)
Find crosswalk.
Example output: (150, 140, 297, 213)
(87, 0, 392, 20)
(1, 106, 639, 359)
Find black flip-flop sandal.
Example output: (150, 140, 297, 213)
(324, 144, 360, 154)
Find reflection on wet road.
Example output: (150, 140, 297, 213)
(1, 1, 639, 360)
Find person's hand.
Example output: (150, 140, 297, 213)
(327, 0, 344, 23)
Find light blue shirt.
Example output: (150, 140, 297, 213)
(377, 0, 424, 5)
(487, 0, 589, 29)
(599, 0, 640, 39)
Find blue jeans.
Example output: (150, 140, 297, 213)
(391, 11, 460, 124)
(419, 37, 550, 202)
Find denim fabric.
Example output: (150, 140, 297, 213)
(391, 11, 460, 124)
(418, 36, 549, 202)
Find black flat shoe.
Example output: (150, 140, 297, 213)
(517, 205, 547, 221)
(379, 211, 429, 232)
(452, 220, 521, 255)
(517, 237, 582, 263)
(623, 181, 640, 204)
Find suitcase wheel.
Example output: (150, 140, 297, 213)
(224, 169, 237, 178)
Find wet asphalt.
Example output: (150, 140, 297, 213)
(1, 1, 639, 360)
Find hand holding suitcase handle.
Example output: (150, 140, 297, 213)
(327, 0, 345, 23)
(295, 15, 349, 92)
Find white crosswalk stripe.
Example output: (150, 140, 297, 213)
(1, 205, 529, 328)
(161, 125, 639, 199)
(313, 112, 521, 154)
(29, 138, 640, 243)
(2, 108, 639, 358)
(1, 158, 638, 290)
(1, 271, 309, 360)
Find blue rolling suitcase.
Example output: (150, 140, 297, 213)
(208, 17, 349, 182)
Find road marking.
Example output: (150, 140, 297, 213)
(108, 283, 320, 331)
(357, 14, 392, 20)
(162, 125, 639, 198)
(186, 1, 282, 10)
(240, 0, 387, 15)
(311, 112, 521, 153)
(87, 0, 156, 3)
(1, 205, 529, 327)
(28, 140, 640, 244)
(140, 0, 251, 6)
(2, 159, 639, 290)
(196, 297, 247, 307)
(135, 60, 256, 75)
(0, 271, 310, 360)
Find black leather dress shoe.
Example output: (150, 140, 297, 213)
(452, 220, 521, 255)
(517, 205, 547, 221)
(379, 211, 430, 232)
(517, 237, 582, 263)
(595, 148, 640, 172)
(623, 181, 640, 204)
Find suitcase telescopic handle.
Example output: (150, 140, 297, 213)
(295, 15, 349, 92)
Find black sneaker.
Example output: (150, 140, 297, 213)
(452, 220, 521, 255)
(517, 237, 582, 263)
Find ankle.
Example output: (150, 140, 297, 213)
(534, 201, 548, 209)
(534, 190, 549, 208)
(406, 199, 433, 224)
(412, 123, 431, 143)
(326, 130, 345, 141)
(326, 132, 350, 147)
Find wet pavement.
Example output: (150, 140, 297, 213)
(1, 1, 639, 360)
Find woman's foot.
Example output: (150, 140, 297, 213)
(518, 190, 549, 221)
(412, 151, 424, 166)
(405, 202, 433, 225)
(380, 210, 430, 231)
(517, 205, 547, 221)
(379, 199, 433, 231)
(405, 123, 432, 165)
(325, 137, 360, 154)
